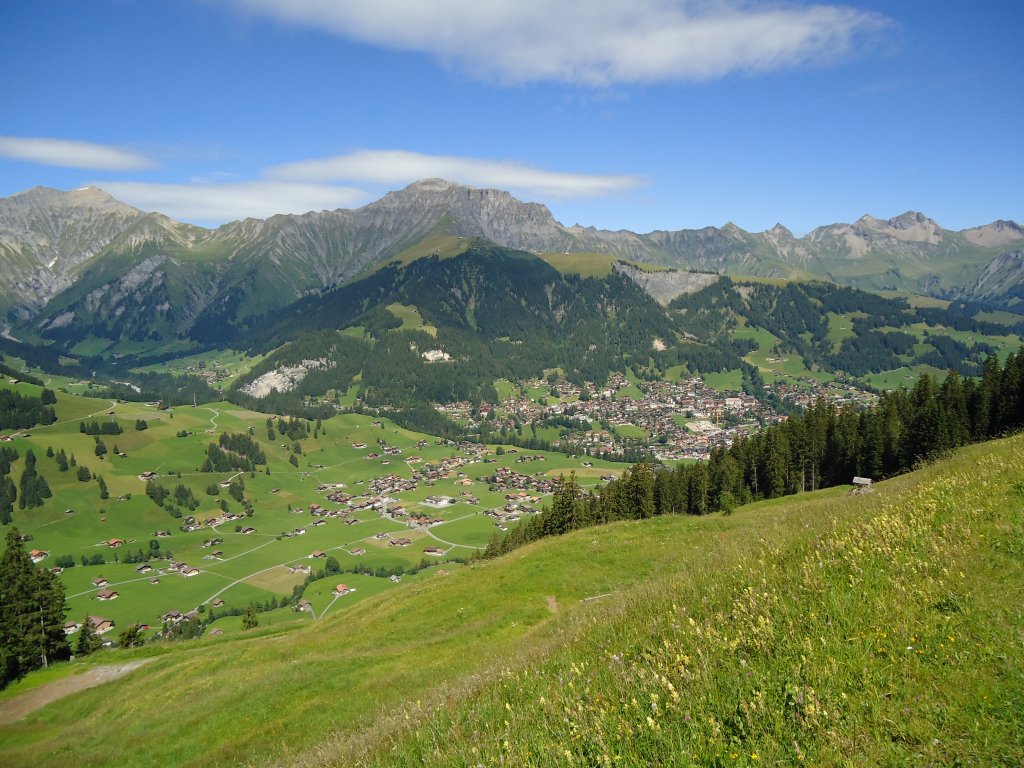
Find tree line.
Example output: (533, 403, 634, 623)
(484, 350, 1024, 557)
(0, 388, 56, 430)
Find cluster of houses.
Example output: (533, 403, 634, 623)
(439, 373, 878, 462)
(64, 615, 115, 636)
(484, 500, 542, 529)
(487, 466, 557, 495)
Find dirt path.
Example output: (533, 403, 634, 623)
(0, 659, 153, 722)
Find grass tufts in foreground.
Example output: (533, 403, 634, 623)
(333, 438, 1024, 767)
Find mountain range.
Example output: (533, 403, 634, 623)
(0, 180, 1022, 346)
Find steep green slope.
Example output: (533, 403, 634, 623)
(1, 435, 1021, 767)
(230, 242, 685, 411)
(366, 437, 1024, 767)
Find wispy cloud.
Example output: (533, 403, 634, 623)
(219, 0, 889, 85)
(94, 180, 367, 223)
(0, 136, 157, 171)
(268, 149, 643, 198)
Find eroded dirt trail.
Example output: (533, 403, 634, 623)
(0, 659, 153, 722)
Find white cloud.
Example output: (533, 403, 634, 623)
(219, 0, 888, 85)
(0, 136, 157, 171)
(94, 180, 368, 223)
(268, 149, 642, 198)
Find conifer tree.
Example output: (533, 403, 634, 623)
(242, 605, 259, 630)
(75, 615, 100, 657)
(0, 527, 69, 687)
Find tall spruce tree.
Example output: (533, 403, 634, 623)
(0, 527, 69, 687)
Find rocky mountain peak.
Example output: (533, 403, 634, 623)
(765, 223, 794, 238)
(961, 219, 1024, 248)
(887, 211, 936, 230)
(852, 211, 942, 244)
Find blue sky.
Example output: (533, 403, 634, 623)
(1, 0, 1021, 234)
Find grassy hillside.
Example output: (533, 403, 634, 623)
(0, 383, 623, 640)
(1, 434, 1021, 766)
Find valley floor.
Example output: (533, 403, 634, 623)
(1, 435, 1022, 767)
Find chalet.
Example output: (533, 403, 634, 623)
(154, 530, 171, 537)
(209, 628, 224, 637)
(136, 563, 153, 574)
(149, 578, 160, 585)
(30, 549, 48, 563)
(96, 588, 119, 601)
(162, 610, 183, 623)
(423, 547, 446, 556)
(310, 550, 326, 559)
(91, 577, 109, 587)
(63, 620, 81, 635)
(289, 563, 312, 574)
(389, 537, 412, 547)
(297, 599, 312, 611)
(212, 599, 225, 607)
(138, 471, 157, 481)
(271, 488, 281, 494)
(107, 538, 126, 548)
(181, 567, 200, 577)
(87, 616, 115, 634)
(240, 526, 256, 534)
(350, 548, 365, 556)
(333, 584, 351, 595)
(423, 495, 456, 507)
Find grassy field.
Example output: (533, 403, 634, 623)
(702, 369, 743, 392)
(1, 433, 1020, 767)
(131, 348, 262, 390)
(538, 252, 618, 277)
(386, 302, 438, 337)
(0, 385, 621, 638)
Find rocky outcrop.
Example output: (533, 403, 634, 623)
(614, 262, 720, 305)
(241, 359, 332, 398)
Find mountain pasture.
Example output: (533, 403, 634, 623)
(1, 386, 619, 641)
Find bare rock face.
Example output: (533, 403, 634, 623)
(0, 187, 146, 311)
(962, 220, 1024, 248)
(614, 262, 720, 305)
(965, 250, 1024, 302)
(241, 359, 332, 398)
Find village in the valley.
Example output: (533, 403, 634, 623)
(440, 373, 877, 462)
